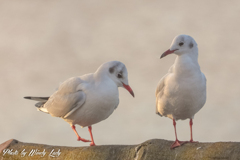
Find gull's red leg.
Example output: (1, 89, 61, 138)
(71, 125, 91, 142)
(171, 119, 187, 149)
(88, 126, 96, 146)
(189, 119, 198, 143)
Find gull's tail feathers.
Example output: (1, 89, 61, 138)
(24, 96, 49, 114)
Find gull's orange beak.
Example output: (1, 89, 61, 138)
(122, 83, 134, 97)
(160, 49, 178, 59)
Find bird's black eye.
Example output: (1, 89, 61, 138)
(179, 42, 184, 46)
(117, 73, 122, 78)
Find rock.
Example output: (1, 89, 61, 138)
(1, 139, 240, 160)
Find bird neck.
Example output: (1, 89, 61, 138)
(94, 69, 108, 81)
(179, 48, 198, 61)
(174, 50, 201, 75)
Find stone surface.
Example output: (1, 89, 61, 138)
(1, 139, 240, 160)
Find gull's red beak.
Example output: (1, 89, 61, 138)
(122, 83, 134, 97)
(160, 49, 178, 59)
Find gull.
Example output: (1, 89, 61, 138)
(155, 35, 206, 149)
(24, 61, 134, 146)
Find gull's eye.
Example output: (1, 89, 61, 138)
(117, 73, 122, 78)
(179, 42, 184, 46)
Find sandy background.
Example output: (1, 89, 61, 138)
(0, 0, 240, 146)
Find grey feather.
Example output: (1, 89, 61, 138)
(156, 112, 162, 117)
(43, 77, 86, 118)
(155, 73, 168, 97)
(24, 96, 49, 113)
(35, 101, 46, 108)
(24, 96, 49, 102)
(24, 77, 86, 118)
(155, 73, 168, 117)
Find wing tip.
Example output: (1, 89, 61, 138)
(24, 96, 31, 99)
(156, 112, 162, 117)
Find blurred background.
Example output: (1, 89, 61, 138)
(0, 0, 240, 147)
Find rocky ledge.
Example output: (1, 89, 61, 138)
(0, 139, 239, 160)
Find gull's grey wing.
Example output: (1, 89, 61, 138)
(114, 99, 119, 109)
(155, 65, 175, 116)
(44, 77, 86, 118)
(155, 73, 169, 98)
(155, 73, 169, 116)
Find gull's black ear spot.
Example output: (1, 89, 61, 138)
(109, 67, 114, 73)
(189, 42, 194, 48)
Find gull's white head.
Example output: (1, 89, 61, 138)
(97, 61, 134, 97)
(161, 34, 198, 58)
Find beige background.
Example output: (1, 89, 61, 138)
(0, 0, 240, 146)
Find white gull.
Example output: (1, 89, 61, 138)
(155, 34, 206, 149)
(25, 61, 134, 146)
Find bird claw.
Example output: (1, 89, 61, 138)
(189, 140, 199, 143)
(170, 140, 188, 149)
(90, 142, 96, 146)
(77, 137, 91, 142)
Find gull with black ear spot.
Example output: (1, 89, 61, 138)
(156, 34, 206, 149)
(24, 61, 134, 146)
(108, 62, 134, 97)
(160, 35, 196, 59)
